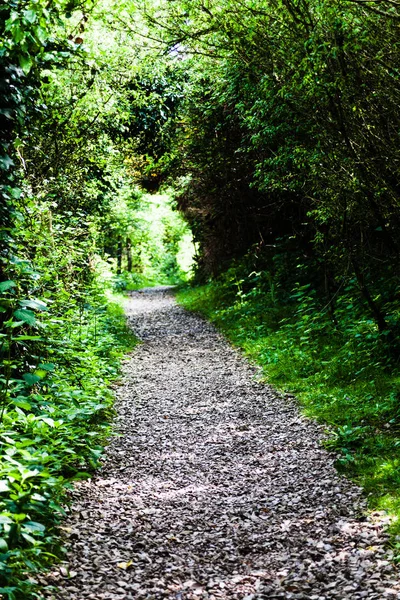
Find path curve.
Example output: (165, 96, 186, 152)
(45, 287, 399, 599)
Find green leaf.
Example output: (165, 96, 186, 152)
(12, 514, 27, 523)
(19, 299, 47, 311)
(0, 281, 16, 293)
(21, 470, 40, 481)
(42, 52, 55, 61)
(21, 532, 36, 545)
(23, 521, 45, 534)
(15, 439, 35, 449)
(0, 481, 10, 493)
(13, 25, 24, 44)
(34, 25, 47, 45)
(22, 373, 41, 386)
(19, 54, 33, 74)
(34, 369, 47, 379)
(23, 9, 37, 24)
(10, 187, 22, 199)
(38, 363, 55, 372)
(0, 516, 13, 526)
(0, 155, 14, 170)
(40, 417, 55, 427)
(12, 335, 42, 341)
(11, 399, 32, 411)
(31, 493, 46, 502)
(13, 309, 36, 326)
(0, 539, 8, 553)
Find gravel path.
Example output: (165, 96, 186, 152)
(45, 287, 400, 600)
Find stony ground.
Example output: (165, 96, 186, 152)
(44, 287, 400, 599)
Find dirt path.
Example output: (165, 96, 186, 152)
(45, 287, 399, 599)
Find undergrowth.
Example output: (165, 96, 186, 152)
(0, 281, 137, 599)
(176, 268, 400, 552)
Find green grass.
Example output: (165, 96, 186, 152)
(176, 280, 400, 549)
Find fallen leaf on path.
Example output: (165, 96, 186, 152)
(117, 560, 133, 570)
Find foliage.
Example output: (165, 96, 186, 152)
(0, 2, 195, 595)
(0, 4, 142, 597)
(161, 1, 400, 539)
(138, 0, 400, 349)
(0, 298, 135, 600)
(0, 188, 137, 599)
(104, 191, 194, 289)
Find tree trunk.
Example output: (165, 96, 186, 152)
(117, 235, 122, 275)
(351, 255, 388, 333)
(324, 266, 338, 327)
(126, 237, 132, 273)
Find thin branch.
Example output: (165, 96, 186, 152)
(345, 0, 400, 17)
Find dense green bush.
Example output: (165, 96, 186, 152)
(105, 192, 193, 290)
(140, 0, 400, 352)
(0, 275, 136, 599)
(0, 189, 137, 599)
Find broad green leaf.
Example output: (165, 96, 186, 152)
(38, 363, 55, 371)
(9, 188, 22, 199)
(21, 532, 36, 545)
(7, 10, 19, 24)
(21, 470, 40, 480)
(42, 52, 55, 61)
(0, 281, 16, 293)
(19, 54, 33, 74)
(34, 25, 47, 45)
(11, 399, 32, 411)
(39, 417, 55, 428)
(12, 514, 27, 523)
(15, 439, 35, 449)
(34, 369, 47, 379)
(19, 299, 47, 311)
(23, 9, 37, 24)
(23, 521, 45, 533)
(0, 482, 9, 493)
(31, 493, 47, 502)
(22, 373, 41, 386)
(13, 309, 36, 326)
(0, 539, 8, 553)
(0, 155, 14, 170)
(12, 25, 24, 44)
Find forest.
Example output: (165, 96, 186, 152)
(1, 0, 400, 597)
